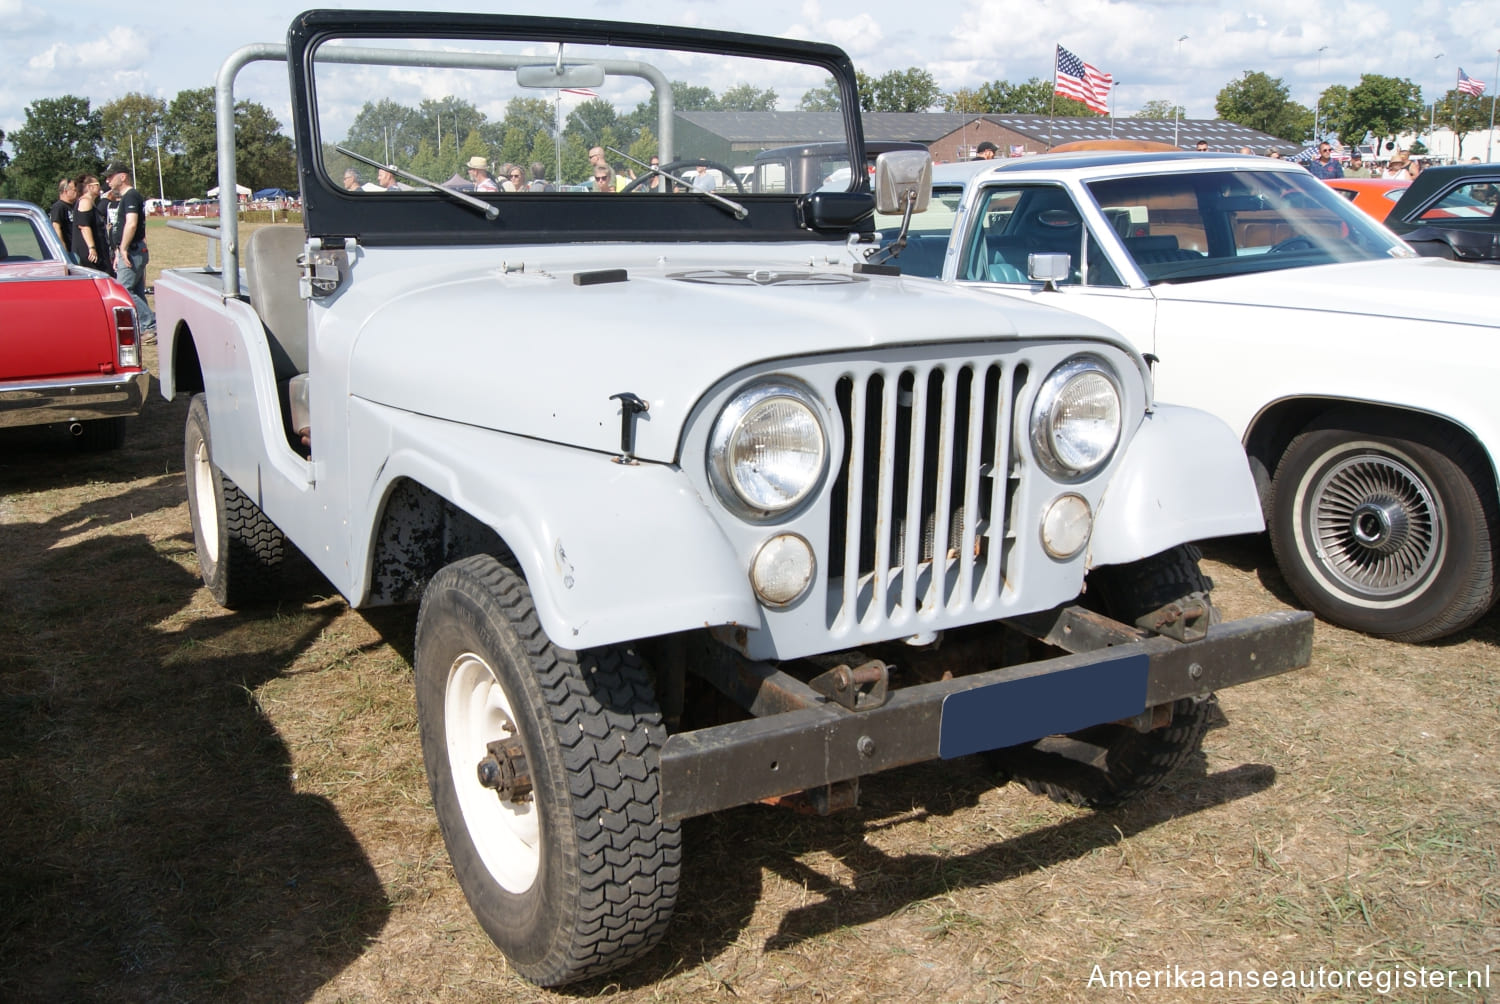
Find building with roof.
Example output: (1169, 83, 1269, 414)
(672, 111, 1301, 166)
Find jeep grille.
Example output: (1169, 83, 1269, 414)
(827, 359, 1027, 635)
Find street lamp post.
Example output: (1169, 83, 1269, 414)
(1315, 45, 1328, 142)
(1174, 35, 1188, 148)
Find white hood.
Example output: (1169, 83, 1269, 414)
(1154, 257, 1500, 329)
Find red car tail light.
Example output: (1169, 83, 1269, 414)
(114, 305, 140, 369)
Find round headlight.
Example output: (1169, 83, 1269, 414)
(1030, 356, 1123, 479)
(709, 381, 828, 521)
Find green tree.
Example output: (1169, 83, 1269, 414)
(560, 133, 591, 185)
(1316, 84, 1353, 144)
(499, 126, 531, 174)
(7, 95, 103, 205)
(860, 67, 941, 113)
(627, 126, 658, 169)
(799, 77, 841, 112)
(1343, 74, 1423, 155)
(458, 129, 493, 175)
(99, 93, 169, 195)
(531, 129, 559, 184)
(502, 97, 556, 145)
(564, 98, 619, 146)
(0, 129, 10, 193)
(232, 102, 297, 192)
(718, 83, 778, 112)
(417, 97, 486, 165)
(1433, 88, 1491, 155)
(1131, 99, 1185, 119)
(166, 87, 218, 196)
(345, 99, 425, 165)
(941, 77, 1100, 117)
(1215, 71, 1313, 141)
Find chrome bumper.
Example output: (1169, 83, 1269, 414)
(0, 371, 150, 428)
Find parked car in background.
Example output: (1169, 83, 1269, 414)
(1324, 177, 1408, 222)
(0, 200, 148, 450)
(879, 152, 1500, 643)
(748, 139, 928, 193)
(1384, 163, 1500, 262)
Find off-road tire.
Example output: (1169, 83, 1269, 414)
(184, 394, 285, 608)
(414, 554, 680, 986)
(1270, 411, 1496, 642)
(996, 545, 1219, 809)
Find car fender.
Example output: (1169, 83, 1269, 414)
(350, 402, 759, 649)
(1089, 404, 1264, 567)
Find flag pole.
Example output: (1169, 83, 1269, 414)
(1490, 49, 1499, 162)
(1049, 44, 1057, 151)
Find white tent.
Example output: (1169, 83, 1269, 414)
(206, 184, 252, 197)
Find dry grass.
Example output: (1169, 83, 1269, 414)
(2, 220, 1497, 1002)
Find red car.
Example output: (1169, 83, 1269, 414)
(1324, 177, 1409, 222)
(0, 199, 148, 449)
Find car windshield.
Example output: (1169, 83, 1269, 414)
(1416, 181, 1500, 221)
(307, 32, 848, 200)
(1084, 169, 1411, 283)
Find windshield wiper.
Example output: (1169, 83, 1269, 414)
(609, 147, 748, 220)
(335, 145, 499, 221)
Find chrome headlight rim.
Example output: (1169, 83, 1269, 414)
(1029, 354, 1124, 481)
(707, 378, 829, 523)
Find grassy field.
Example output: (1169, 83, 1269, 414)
(1, 220, 1497, 1002)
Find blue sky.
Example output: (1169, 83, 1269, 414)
(3, 0, 1497, 137)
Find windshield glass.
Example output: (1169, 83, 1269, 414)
(1085, 169, 1411, 282)
(308, 33, 845, 198)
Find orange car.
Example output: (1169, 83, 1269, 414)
(1325, 177, 1409, 222)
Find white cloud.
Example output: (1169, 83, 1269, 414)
(27, 26, 150, 77)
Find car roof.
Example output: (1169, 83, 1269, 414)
(931, 151, 1302, 187)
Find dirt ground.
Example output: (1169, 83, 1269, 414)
(2, 233, 1497, 1001)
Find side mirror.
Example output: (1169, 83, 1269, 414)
(1027, 253, 1071, 285)
(872, 150, 932, 215)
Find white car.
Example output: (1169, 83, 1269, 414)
(882, 152, 1500, 642)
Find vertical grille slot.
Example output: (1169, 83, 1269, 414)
(828, 358, 1020, 634)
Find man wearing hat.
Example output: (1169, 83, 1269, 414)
(466, 156, 499, 192)
(104, 162, 155, 336)
(1344, 151, 1373, 178)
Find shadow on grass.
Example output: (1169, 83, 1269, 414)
(0, 522, 386, 1001)
(570, 743, 1274, 993)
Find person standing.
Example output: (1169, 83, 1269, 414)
(1344, 152, 1373, 178)
(466, 156, 500, 192)
(70, 174, 110, 274)
(528, 162, 554, 192)
(1305, 142, 1344, 180)
(49, 177, 78, 257)
(105, 163, 156, 337)
(974, 141, 998, 160)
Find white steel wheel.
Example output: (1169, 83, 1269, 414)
(414, 554, 680, 987)
(444, 651, 541, 893)
(182, 394, 285, 609)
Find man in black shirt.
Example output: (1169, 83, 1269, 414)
(104, 162, 156, 336)
(49, 177, 78, 259)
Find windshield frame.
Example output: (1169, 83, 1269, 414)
(286, 10, 867, 246)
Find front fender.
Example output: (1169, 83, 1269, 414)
(1089, 404, 1263, 567)
(351, 403, 759, 649)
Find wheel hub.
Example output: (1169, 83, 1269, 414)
(1310, 452, 1440, 596)
(477, 736, 532, 803)
(1348, 496, 1410, 555)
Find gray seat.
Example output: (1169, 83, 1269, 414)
(243, 225, 312, 449)
(1123, 234, 1204, 266)
(243, 225, 309, 380)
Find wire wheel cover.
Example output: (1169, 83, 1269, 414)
(1310, 452, 1441, 595)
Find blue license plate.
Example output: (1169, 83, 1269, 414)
(938, 654, 1149, 758)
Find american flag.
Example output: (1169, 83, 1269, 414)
(561, 87, 598, 98)
(1055, 45, 1113, 115)
(1457, 68, 1485, 97)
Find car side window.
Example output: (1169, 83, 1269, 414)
(0, 217, 50, 262)
(960, 184, 1123, 288)
(1420, 182, 1500, 220)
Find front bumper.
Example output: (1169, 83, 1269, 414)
(0, 371, 150, 428)
(660, 607, 1313, 821)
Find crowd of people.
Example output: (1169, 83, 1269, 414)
(340, 147, 718, 194)
(48, 162, 156, 341)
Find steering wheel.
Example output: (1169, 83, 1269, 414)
(1267, 234, 1317, 254)
(621, 158, 747, 195)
